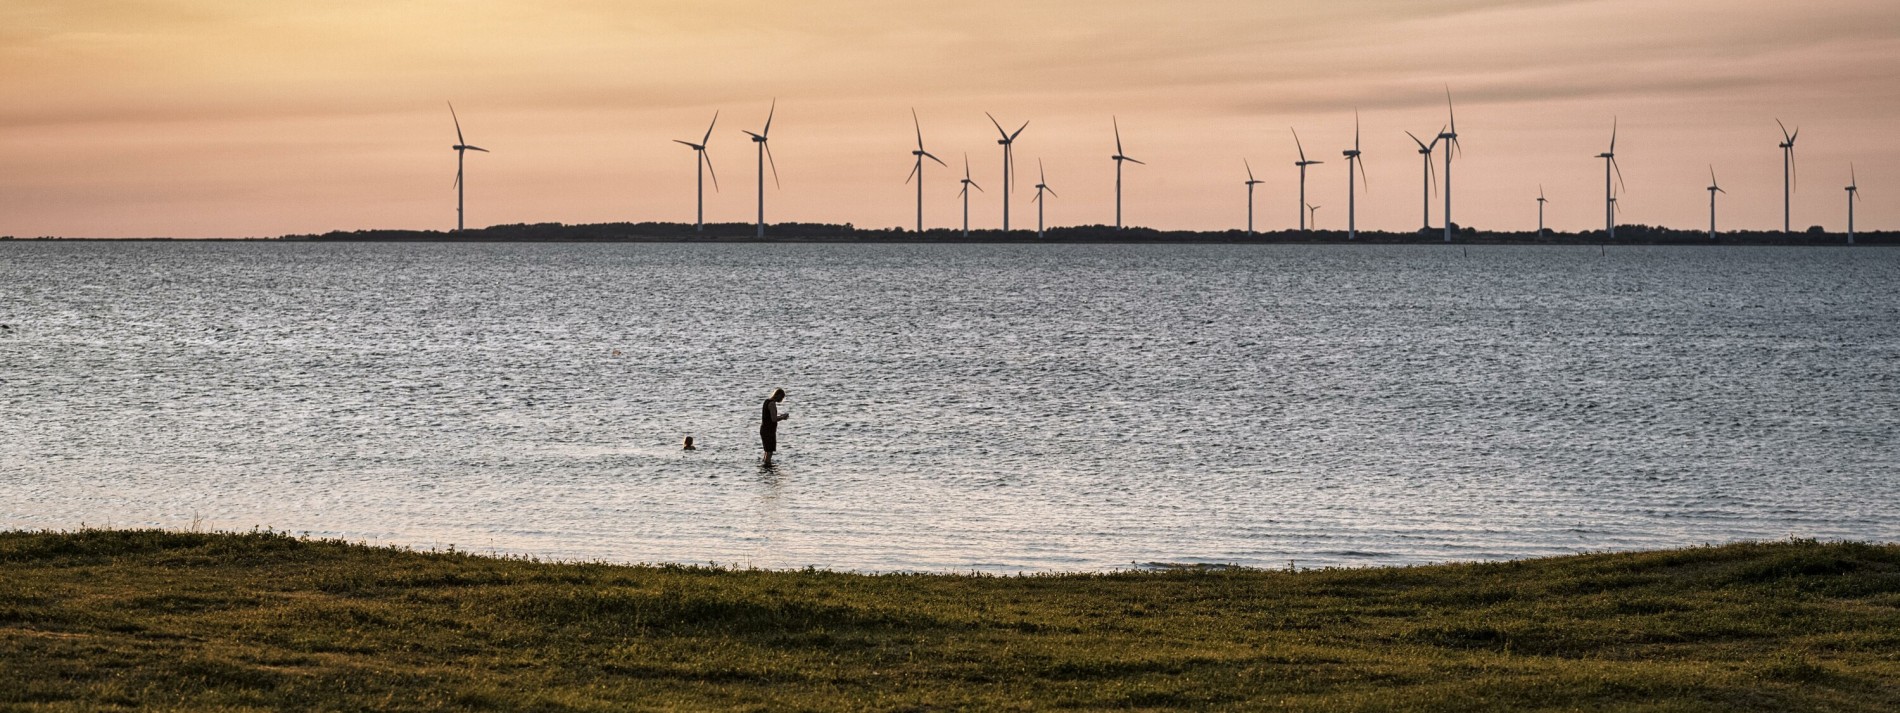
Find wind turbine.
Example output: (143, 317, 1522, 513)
(448, 103, 489, 232)
(1110, 117, 1145, 230)
(1341, 112, 1370, 239)
(1292, 129, 1323, 232)
(1439, 89, 1463, 242)
(742, 100, 780, 239)
(1595, 118, 1626, 239)
(673, 111, 719, 232)
(1777, 119, 1800, 235)
(1707, 166, 1725, 241)
(1536, 186, 1549, 237)
(1032, 159, 1057, 239)
(1847, 164, 1861, 245)
(1306, 203, 1322, 230)
(904, 108, 947, 234)
(986, 113, 1028, 231)
(1244, 160, 1264, 236)
(1406, 126, 1444, 232)
(957, 154, 983, 238)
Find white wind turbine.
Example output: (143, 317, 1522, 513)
(1595, 118, 1626, 239)
(957, 154, 983, 238)
(986, 113, 1028, 231)
(741, 100, 780, 239)
(673, 111, 719, 232)
(1244, 160, 1264, 236)
(1341, 111, 1369, 239)
(1110, 117, 1145, 230)
(1847, 164, 1861, 245)
(1439, 89, 1463, 242)
(1777, 119, 1800, 235)
(1292, 129, 1323, 232)
(904, 108, 948, 234)
(448, 103, 489, 232)
(1406, 126, 1444, 232)
(1032, 159, 1057, 239)
(1537, 186, 1549, 237)
(1307, 203, 1322, 230)
(1707, 166, 1725, 241)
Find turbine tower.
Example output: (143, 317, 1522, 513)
(1707, 166, 1725, 241)
(1595, 118, 1626, 239)
(904, 109, 947, 234)
(1341, 111, 1368, 240)
(1406, 126, 1444, 232)
(986, 113, 1028, 231)
(672, 111, 719, 232)
(1032, 159, 1057, 239)
(957, 154, 983, 238)
(1110, 117, 1145, 230)
(741, 100, 780, 239)
(1244, 160, 1264, 237)
(1439, 89, 1462, 242)
(1292, 129, 1323, 232)
(447, 103, 489, 233)
(1536, 186, 1548, 237)
(1777, 120, 1800, 235)
(1847, 164, 1860, 245)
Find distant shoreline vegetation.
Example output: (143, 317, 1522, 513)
(4, 222, 1892, 244)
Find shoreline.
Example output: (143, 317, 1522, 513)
(5, 528, 1896, 710)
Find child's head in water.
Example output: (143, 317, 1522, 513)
(682, 436, 696, 450)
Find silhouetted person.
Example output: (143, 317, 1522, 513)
(682, 435, 696, 451)
(760, 388, 788, 464)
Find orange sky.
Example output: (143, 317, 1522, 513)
(1, 0, 1895, 237)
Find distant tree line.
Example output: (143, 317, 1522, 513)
(281, 221, 1892, 245)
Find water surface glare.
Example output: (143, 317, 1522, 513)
(2, 242, 1896, 571)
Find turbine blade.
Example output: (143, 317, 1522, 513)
(1245, 158, 1255, 181)
(466, 146, 488, 153)
(674, 140, 697, 147)
(906, 160, 919, 185)
(1406, 131, 1427, 151)
(449, 102, 464, 145)
(1609, 116, 1618, 153)
(1612, 157, 1626, 194)
(963, 153, 971, 180)
(912, 107, 924, 150)
(742, 131, 763, 140)
(704, 150, 719, 191)
(1428, 154, 1438, 196)
(1114, 116, 1123, 155)
(453, 168, 460, 190)
(971, 180, 983, 193)
(1010, 120, 1028, 141)
(762, 98, 775, 138)
(1126, 157, 1145, 166)
(986, 112, 1007, 138)
(1445, 86, 1456, 135)
(1791, 147, 1798, 192)
(1048, 187, 1058, 198)
(765, 141, 780, 189)
(1292, 128, 1306, 162)
(1357, 157, 1369, 191)
(923, 151, 947, 167)
(1039, 157, 1046, 183)
(703, 110, 718, 145)
(1777, 118, 1791, 142)
(1354, 109, 1361, 152)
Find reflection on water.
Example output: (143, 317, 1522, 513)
(1, 241, 1896, 571)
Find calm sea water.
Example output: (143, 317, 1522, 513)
(2, 241, 1895, 571)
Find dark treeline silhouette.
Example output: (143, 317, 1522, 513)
(278, 222, 1896, 245)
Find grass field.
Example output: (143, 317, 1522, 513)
(3, 530, 1898, 711)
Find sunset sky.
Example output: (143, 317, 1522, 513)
(2, 0, 1895, 238)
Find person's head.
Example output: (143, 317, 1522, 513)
(771, 388, 785, 402)
(682, 435, 695, 448)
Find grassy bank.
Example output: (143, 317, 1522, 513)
(3, 531, 1898, 711)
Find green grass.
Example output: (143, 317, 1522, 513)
(3, 530, 1898, 711)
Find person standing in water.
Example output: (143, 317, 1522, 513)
(760, 388, 788, 464)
